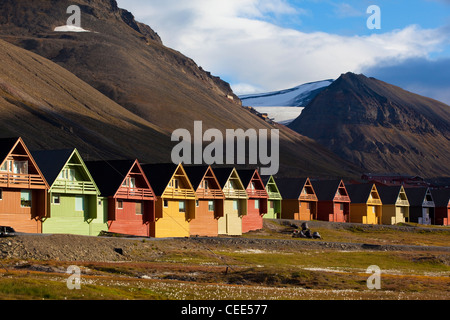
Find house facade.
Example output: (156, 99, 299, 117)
(142, 163, 196, 238)
(278, 178, 318, 221)
(237, 169, 268, 233)
(0, 138, 48, 233)
(377, 185, 410, 225)
(405, 187, 435, 225)
(214, 167, 248, 236)
(33, 149, 104, 236)
(312, 180, 350, 223)
(262, 176, 282, 220)
(431, 189, 449, 226)
(184, 166, 225, 237)
(346, 184, 382, 225)
(86, 160, 155, 237)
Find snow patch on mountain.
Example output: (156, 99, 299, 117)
(239, 80, 333, 124)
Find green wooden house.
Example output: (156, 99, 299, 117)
(261, 175, 282, 219)
(32, 149, 105, 236)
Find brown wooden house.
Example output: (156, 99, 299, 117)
(277, 178, 318, 221)
(346, 184, 382, 225)
(0, 138, 48, 233)
(184, 165, 225, 237)
(237, 169, 268, 233)
(86, 159, 156, 237)
(311, 180, 350, 223)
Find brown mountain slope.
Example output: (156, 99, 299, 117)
(0, 38, 173, 162)
(289, 72, 450, 178)
(0, 0, 360, 178)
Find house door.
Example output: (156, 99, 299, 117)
(367, 206, 377, 224)
(422, 207, 431, 225)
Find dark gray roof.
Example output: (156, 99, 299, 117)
(311, 180, 343, 201)
(0, 137, 20, 163)
(85, 160, 136, 197)
(431, 189, 450, 207)
(405, 187, 434, 207)
(345, 184, 375, 204)
(31, 149, 74, 186)
(183, 165, 210, 190)
(276, 177, 308, 199)
(377, 185, 403, 205)
(212, 167, 237, 188)
(141, 163, 178, 196)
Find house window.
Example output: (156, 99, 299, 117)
(208, 200, 214, 212)
(172, 179, 180, 189)
(60, 168, 75, 181)
(20, 190, 32, 208)
(179, 200, 186, 212)
(233, 200, 239, 211)
(0, 189, 2, 200)
(202, 180, 209, 190)
(269, 201, 274, 209)
(163, 200, 169, 208)
(196, 200, 199, 207)
(251, 182, 256, 190)
(122, 177, 136, 188)
(0, 160, 12, 172)
(255, 199, 260, 209)
(135, 202, 143, 215)
(75, 196, 84, 211)
(117, 200, 123, 210)
(53, 194, 61, 205)
(340, 203, 344, 211)
(14, 161, 28, 174)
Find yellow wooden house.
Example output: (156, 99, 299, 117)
(213, 167, 248, 236)
(346, 183, 383, 224)
(377, 185, 410, 225)
(141, 163, 196, 238)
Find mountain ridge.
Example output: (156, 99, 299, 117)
(288, 72, 450, 178)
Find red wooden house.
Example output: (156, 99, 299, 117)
(184, 165, 225, 237)
(431, 189, 450, 226)
(86, 159, 156, 237)
(311, 180, 350, 223)
(237, 169, 268, 233)
(0, 137, 48, 233)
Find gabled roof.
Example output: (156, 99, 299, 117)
(346, 183, 377, 204)
(311, 180, 344, 201)
(405, 187, 434, 207)
(32, 149, 75, 186)
(183, 165, 210, 190)
(377, 185, 405, 205)
(212, 167, 239, 188)
(85, 159, 137, 197)
(431, 189, 449, 207)
(236, 169, 257, 189)
(141, 163, 181, 196)
(276, 177, 309, 199)
(0, 137, 49, 189)
(0, 137, 21, 163)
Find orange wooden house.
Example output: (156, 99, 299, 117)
(86, 160, 156, 237)
(0, 138, 48, 233)
(184, 165, 225, 237)
(237, 169, 268, 233)
(311, 180, 350, 223)
(277, 178, 318, 221)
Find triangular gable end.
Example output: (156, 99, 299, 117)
(162, 164, 196, 199)
(367, 184, 382, 205)
(114, 160, 156, 200)
(52, 149, 101, 195)
(266, 176, 282, 196)
(0, 137, 48, 189)
(396, 186, 409, 206)
(299, 178, 317, 201)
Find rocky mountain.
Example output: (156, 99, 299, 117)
(0, 0, 360, 178)
(288, 72, 450, 178)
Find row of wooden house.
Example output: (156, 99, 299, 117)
(0, 138, 448, 240)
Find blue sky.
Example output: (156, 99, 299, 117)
(116, 0, 450, 103)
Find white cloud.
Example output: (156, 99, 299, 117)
(117, 0, 449, 95)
